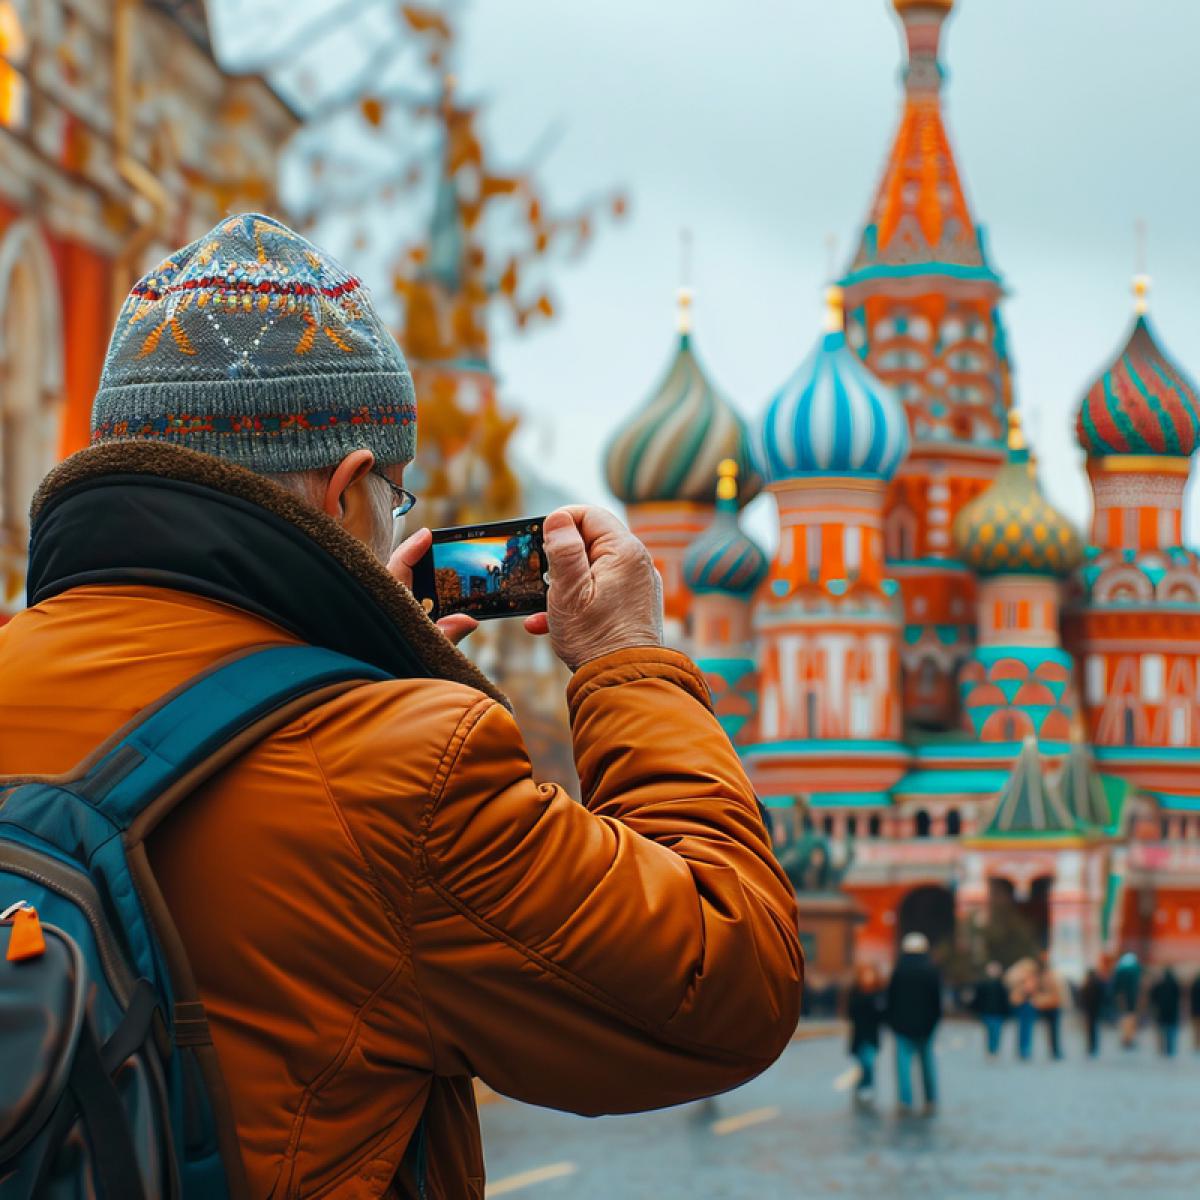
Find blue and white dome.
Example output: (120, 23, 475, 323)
(759, 289, 909, 483)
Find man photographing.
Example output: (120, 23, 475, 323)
(0, 215, 802, 1198)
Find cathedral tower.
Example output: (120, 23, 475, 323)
(746, 288, 910, 802)
(841, 0, 1011, 729)
(604, 287, 761, 644)
(1067, 278, 1200, 797)
(683, 459, 769, 744)
(953, 411, 1083, 744)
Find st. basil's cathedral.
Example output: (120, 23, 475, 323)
(604, 0, 1200, 981)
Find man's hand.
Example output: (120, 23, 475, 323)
(524, 506, 664, 670)
(388, 527, 478, 646)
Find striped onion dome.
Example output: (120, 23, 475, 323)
(759, 288, 909, 483)
(1076, 279, 1200, 458)
(954, 412, 1082, 577)
(683, 460, 768, 596)
(605, 290, 762, 505)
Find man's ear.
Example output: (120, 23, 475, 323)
(322, 449, 376, 520)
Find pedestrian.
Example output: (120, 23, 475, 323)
(972, 961, 1009, 1058)
(1033, 957, 1067, 1060)
(886, 932, 942, 1116)
(1112, 951, 1142, 1049)
(1007, 958, 1039, 1061)
(1149, 967, 1182, 1057)
(1080, 967, 1107, 1058)
(0, 214, 804, 1198)
(1192, 970, 1200, 1052)
(847, 964, 886, 1108)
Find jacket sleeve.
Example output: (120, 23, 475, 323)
(409, 647, 802, 1115)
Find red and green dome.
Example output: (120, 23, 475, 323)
(1076, 312, 1200, 459)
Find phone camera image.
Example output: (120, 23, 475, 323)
(414, 517, 548, 622)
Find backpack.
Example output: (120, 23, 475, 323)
(0, 644, 392, 1199)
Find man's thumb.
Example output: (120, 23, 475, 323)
(543, 509, 589, 591)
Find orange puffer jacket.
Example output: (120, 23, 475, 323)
(0, 444, 802, 1199)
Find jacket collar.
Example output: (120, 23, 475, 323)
(28, 442, 508, 706)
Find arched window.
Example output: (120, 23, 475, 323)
(1123, 706, 1137, 747)
(846, 815, 858, 839)
(914, 810, 931, 838)
(822, 815, 835, 836)
(868, 814, 882, 838)
(946, 809, 961, 836)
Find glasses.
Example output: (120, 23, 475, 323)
(372, 468, 417, 520)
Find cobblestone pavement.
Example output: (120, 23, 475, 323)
(479, 1020, 1200, 1199)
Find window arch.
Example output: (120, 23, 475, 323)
(868, 813, 882, 838)
(946, 809, 962, 836)
(914, 810, 931, 838)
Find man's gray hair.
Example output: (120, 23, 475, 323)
(267, 467, 394, 560)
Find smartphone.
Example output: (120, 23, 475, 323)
(411, 516, 548, 622)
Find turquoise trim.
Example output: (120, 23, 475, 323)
(761, 794, 798, 809)
(695, 656, 756, 675)
(889, 559, 973, 574)
(1094, 746, 1200, 764)
(839, 261, 1002, 287)
(743, 739, 908, 757)
(1152, 792, 1200, 813)
(808, 791, 892, 808)
(973, 646, 1073, 667)
(912, 741, 1071, 761)
(893, 770, 1010, 796)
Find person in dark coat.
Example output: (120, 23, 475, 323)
(1149, 967, 1182, 1057)
(846, 963, 886, 1107)
(1112, 952, 1141, 1048)
(972, 961, 1009, 1058)
(1080, 967, 1107, 1058)
(886, 932, 942, 1115)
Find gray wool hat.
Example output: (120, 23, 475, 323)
(91, 213, 416, 473)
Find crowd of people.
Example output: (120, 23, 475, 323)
(843, 939, 1200, 1114)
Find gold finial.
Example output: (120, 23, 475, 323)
(824, 284, 844, 333)
(676, 286, 693, 335)
(677, 228, 693, 336)
(1132, 273, 1150, 316)
(716, 457, 739, 503)
(1007, 407, 1026, 453)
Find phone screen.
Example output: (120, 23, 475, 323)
(411, 517, 548, 621)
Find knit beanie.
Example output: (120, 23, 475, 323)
(91, 213, 416, 473)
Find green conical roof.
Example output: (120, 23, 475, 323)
(1056, 743, 1112, 831)
(982, 737, 1076, 837)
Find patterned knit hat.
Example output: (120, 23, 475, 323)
(92, 213, 416, 473)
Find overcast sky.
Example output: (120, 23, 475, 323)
(217, 0, 1200, 548)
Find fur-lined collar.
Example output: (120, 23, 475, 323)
(30, 441, 508, 707)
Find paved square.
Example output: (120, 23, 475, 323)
(481, 1022, 1200, 1199)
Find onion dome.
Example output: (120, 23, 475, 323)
(953, 411, 1083, 577)
(1076, 277, 1200, 458)
(759, 288, 909, 482)
(683, 460, 769, 597)
(605, 288, 762, 505)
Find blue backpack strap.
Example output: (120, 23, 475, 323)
(70, 644, 392, 835)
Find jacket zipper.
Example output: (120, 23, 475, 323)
(0, 839, 136, 1007)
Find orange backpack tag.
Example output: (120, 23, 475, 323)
(6, 906, 46, 962)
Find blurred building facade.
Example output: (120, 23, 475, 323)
(0, 0, 295, 606)
(605, 0, 1200, 980)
